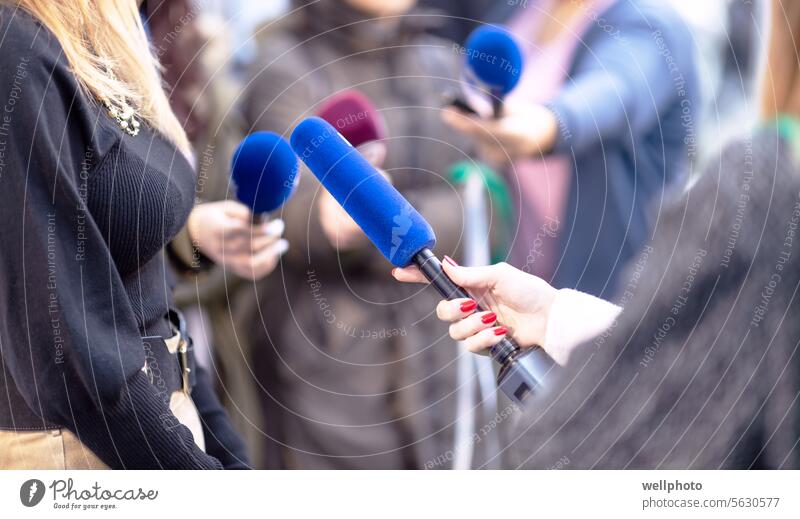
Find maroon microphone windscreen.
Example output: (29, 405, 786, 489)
(316, 90, 387, 148)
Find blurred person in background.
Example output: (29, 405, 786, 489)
(445, 0, 698, 299)
(241, 0, 476, 469)
(204, 0, 289, 70)
(667, 0, 764, 167)
(393, 0, 800, 468)
(417, 0, 497, 42)
(142, 0, 284, 465)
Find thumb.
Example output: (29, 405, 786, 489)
(223, 200, 254, 222)
(441, 258, 499, 291)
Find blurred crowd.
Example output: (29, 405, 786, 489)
(146, 0, 778, 468)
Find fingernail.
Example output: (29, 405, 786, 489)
(481, 312, 497, 324)
(460, 300, 477, 312)
(391, 268, 398, 277)
(264, 218, 285, 236)
(444, 255, 459, 266)
(273, 239, 289, 255)
(493, 326, 508, 336)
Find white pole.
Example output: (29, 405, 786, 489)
(452, 171, 501, 469)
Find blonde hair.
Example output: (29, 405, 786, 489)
(762, 0, 800, 119)
(12, 0, 191, 156)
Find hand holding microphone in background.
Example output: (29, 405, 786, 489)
(185, 131, 299, 280)
(318, 192, 364, 251)
(442, 102, 558, 168)
(447, 25, 558, 167)
(187, 201, 287, 280)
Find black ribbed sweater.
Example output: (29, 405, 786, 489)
(0, 7, 248, 469)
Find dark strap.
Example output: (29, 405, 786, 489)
(140, 335, 196, 405)
(140, 308, 198, 399)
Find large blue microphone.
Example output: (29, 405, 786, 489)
(464, 25, 523, 118)
(291, 117, 434, 267)
(231, 131, 300, 222)
(290, 117, 555, 407)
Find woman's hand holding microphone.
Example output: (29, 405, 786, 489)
(393, 258, 558, 354)
(187, 200, 288, 280)
(394, 258, 622, 365)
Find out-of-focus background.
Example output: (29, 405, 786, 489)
(147, 0, 768, 469)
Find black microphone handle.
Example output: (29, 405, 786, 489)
(412, 249, 516, 364)
(411, 249, 555, 406)
(491, 95, 503, 119)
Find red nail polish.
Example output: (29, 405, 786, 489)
(493, 326, 508, 336)
(460, 300, 477, 312)
(444, 255, 459, 266)
(481, 312, 497, 324)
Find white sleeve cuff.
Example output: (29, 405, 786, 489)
(544, 289, 621, 365)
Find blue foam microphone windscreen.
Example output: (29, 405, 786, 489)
(231, 132, 300, 215)
(464, 25, 524, 97)
(290, 117, 435, 267)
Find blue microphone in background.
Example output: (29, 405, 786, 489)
(231, 131, 300, 222)
(463, 25, 524, 118)
(291, 117, 555, 407)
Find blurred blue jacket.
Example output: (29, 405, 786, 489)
(534, 0, 698, 298)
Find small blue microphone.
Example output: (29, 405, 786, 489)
(231, 132, 300, 219)
(464, 25, 524, 117)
